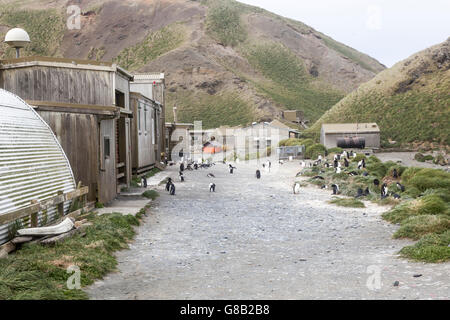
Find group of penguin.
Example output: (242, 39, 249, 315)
(294, 151, 406, 200)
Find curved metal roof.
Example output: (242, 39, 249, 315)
(0, 89, 76, 243)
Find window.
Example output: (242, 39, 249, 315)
(104, 137, 110, 159)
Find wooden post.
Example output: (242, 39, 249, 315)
(30, 199, 39, 227)
(57, 191, 64, 218)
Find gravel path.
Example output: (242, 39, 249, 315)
(86, 161, 449, 300)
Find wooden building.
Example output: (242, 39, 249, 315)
(129, 92, 163, 174)
(0, 56, 133, 205)
(131, 73, 165, 163)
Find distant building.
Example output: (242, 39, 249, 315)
(165, 122, 194, 161)
(130, 92, 163, 174)
(282, 110, 304, 123)
(320, 123, 380, 149)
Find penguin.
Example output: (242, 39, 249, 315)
(393, 168, 398, 179)
(194, 163, 198, 170)
(331, 184, 340, 195)
(179, 171, 184, 182)
(396, 182, 405, 192)
(293, 182, 300, 194)
(393, 193, 401, 199)
(364, 187, 370, 196)
(229, 167, 234, 174)
(333, 159, 339, 168)
(373, 179, 380, 187)
(180, 163, 185, 172)
(344, 158, 349, 168)
(256, 170, 261, 179)
(348, 171, 359, 176)
(141, 176, 148, 188)
(209, 183, 216, 192)
(312, 176, 325, 180)
(165, 178, 173, 191)
(321, 185, 328, 189)
(363, 171, 369, 177)
(381, 183, 388, 199)
(207, 173, 216, 178)
(296, 171, 303, 177)
(279, 160, 284, 165)
(355, 188, 364, 198)
(169, 183, 176, 196)
(335, 167, 342, 174)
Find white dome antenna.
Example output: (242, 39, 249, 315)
(4, 28, 31, 58)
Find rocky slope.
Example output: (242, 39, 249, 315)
(0, 0, 385, 128)
(308, 38, 450, 148)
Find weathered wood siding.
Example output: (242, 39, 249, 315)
(1, 67, 114, 106)
(98, 119, 117, 204)
(38, 111, 99, 202)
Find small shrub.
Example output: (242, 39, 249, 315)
(329, 197, 365, 208)
(142, 190, 160, 200)
(351, 154, 366, 162)
(414, 153, 425, 162)
(399, 230, 450, 262)
(327, 147, 343, 154)
(394, 215, 450, 240)
(305, 143, 326, 159)
(95, 202, 104, 209)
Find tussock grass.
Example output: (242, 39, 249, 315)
(206, 1, 247, 46)
(0, 213, 140, 300)
(0, 9, 65, 58)
(329, 197, 365, 208)
(244, 42, 344, 122)
(399, 231, 450, 263)
(394, 215, 450, 240)
(142, 190, 160, 200)
(114, 23, 186, 71)
(305, 144, 327, 159)
(166, 90, 255, 128)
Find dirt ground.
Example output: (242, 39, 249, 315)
(86, 161, 449, 300)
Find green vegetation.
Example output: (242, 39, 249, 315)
(114, 23, 186, 71)
(305, 143, 326, 159)
(0, 9, 65, 58)
(206, 0, 247, 46)
(166, 90, 255, 128)
(320, 34, 381, 73)
(278, 138, 313, 148)
(399, 231, 450, 263)
(244, 42, 344, 122)
(329, 197, 365, 208)
(142, 190, 159, 200)
(0, 213, 140, 299)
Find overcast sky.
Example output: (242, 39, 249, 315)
(239, 0, 450, 67)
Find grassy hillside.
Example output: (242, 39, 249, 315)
(0, 0, 386, 128)
(243, 42, 345, 122)
(165, 90, 255, 128)
(0, 8, 65, 58)
(114, 23, 186, 71)
(308, 39, 450, 148)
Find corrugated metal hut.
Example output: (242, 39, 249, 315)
(0, 89, 76, 244)
(0, 57, 134, 205)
